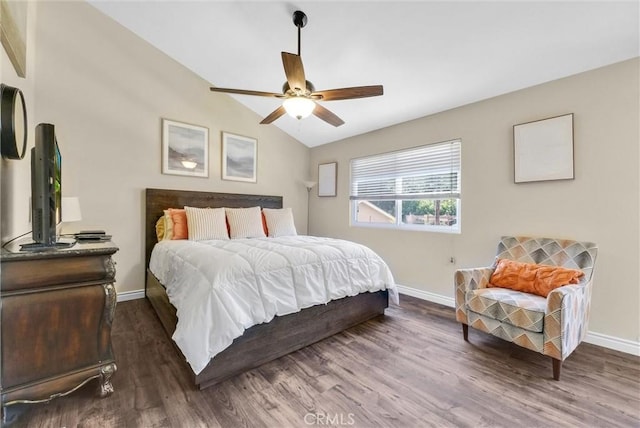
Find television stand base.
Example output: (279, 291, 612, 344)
(20, 238, 76, 251)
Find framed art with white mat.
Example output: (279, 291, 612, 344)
(513, 113, 574, 184)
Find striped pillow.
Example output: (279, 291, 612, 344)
(225, 206, 266, 239)
(185, 206, 229, 241)
(263, 208, 297, 237)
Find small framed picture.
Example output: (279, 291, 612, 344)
(318, 162, 337, 197)
(162, 119, 209, 177)
(222, 132, 257, 183)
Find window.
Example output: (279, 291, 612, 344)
(350, 139, 461, 232)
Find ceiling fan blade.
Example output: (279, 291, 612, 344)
(210, 87, 284, 98)
(260, 106, 287, 124)
(281, 52, 306, 94)
(313, 104, 345, 127)
(312, 85, 383, 101)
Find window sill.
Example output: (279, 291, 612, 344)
(350, 222, 461, 234)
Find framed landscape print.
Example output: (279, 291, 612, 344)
(162, 119, 209, 177)
(222, 132, 257, 182)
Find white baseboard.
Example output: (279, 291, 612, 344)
(117, 289, 145, 302)
(585, 331, 640, 356)
(396, 284, 640, 357)
(396, 284, 455, 308)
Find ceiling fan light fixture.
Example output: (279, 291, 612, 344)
(283, 96, 315, 120)
(209, 10, 382, 127)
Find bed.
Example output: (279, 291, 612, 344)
(144, 188, 395, 389)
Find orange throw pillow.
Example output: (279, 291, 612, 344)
(168, 208, 188, 240)
(490, 258, 583, 297)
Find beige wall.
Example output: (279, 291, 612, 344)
(2, 2, 637, 347)
(1, 2, 310, 294)
(1, 1, 38, 247)
(310, 58, 640, 344)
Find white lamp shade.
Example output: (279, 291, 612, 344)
(302, 180, 317, 191)
(283, 97, 315, 120)
(62, 197, 82, 222)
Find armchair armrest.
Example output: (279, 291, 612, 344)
(454, 267, 494, 324)
(543, 278, 593, 360)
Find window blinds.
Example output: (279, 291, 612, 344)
(350, 140, 461, 201)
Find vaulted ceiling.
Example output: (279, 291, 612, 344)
(89, 1, 639, 147)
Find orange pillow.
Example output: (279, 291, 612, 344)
(168, 208, 188, 240)
(490, 258, 583, 297)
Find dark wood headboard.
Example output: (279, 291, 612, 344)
(145, 188, 283, 269)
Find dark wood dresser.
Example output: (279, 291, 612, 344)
(0, 240, 118, 416)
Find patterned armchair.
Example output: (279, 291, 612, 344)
(455, 236, 598, 380)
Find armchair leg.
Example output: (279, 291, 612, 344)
(462, 323, 469, 341)
(552, 358, 562, 381)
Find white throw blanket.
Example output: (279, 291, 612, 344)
(149, 236, 397, 374)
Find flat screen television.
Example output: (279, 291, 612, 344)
(21, 123, 73, 250)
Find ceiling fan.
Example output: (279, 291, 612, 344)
(209, 10, 383, 127)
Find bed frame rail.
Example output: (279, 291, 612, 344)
(146, 271, 388, 389)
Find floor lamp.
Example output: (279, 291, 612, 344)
(302, 181, 317, 235)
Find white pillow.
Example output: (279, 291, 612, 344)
(225, 206, 266, 239)
(185, 206, 229, 241)
(263, 208, 297, 237)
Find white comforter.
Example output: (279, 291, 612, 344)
(149, 236, 397, 374)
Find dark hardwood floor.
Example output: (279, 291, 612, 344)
(4, 295, 639, 427)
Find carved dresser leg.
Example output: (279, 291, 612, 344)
(98, 363, 117, 397)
